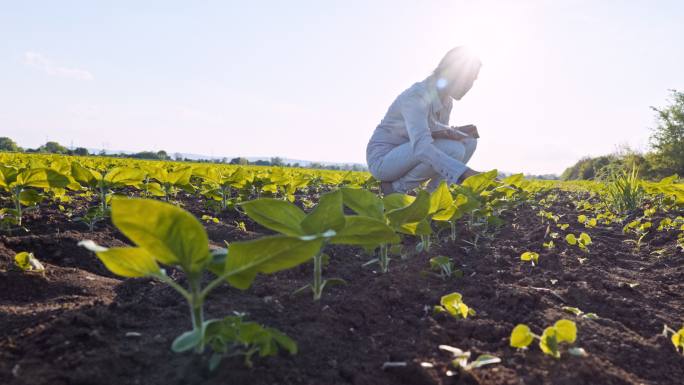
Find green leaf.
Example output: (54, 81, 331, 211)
(340, 187, 384, 220)
(510, 324, 534, 348)
(226, 235, 323, 290)
(554, 319, 577, 344)
(104, 167, 145, 187)
(329, 216, 399, 245)
(301, 190, 345, 235)
(14, 251, 45, 272)
(578, 215, 587, 224)
(17, 168, 70, 189)
(111, 198, 209, 272)
(565, 234, 577, 245)
(71, 162, 101, 186)
(539, 327, 560, 358)
(429, 181, 454, 219)
(468, 354, 501, 369)
(79, 241, 161, 277)
(579, 233, 592, 245)
(239, 198, 305, 236)
(268, 328, 298, 355)
(461, 169, 498, 194)
(520, 251, 539, 264)
(386, 190, 430, 227)
(562, 306, 582, 316)
(171, 329, 202, 353)
(18, 189, 43, 206)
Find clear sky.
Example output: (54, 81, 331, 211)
(1, 0, 683, 174)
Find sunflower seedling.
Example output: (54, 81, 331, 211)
(565, 232, 592, 252)
(434, 292, 475, 319)
(240, 190, 397, 300)
(438, 345, 500, 374)
(520, 251, 540, 266)
(80, 197, 312, 368)
(510, 319, 582, 359)
(14, 251, 45, 275)
(562, 306, 598, 319)
(662, 324, 684, 355)
(427, 255, 462, 280)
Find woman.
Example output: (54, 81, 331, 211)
(366, 46, 482, 194)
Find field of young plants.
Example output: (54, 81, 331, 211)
(0, 153, 683, 385)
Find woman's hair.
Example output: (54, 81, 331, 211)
(433, 46, 482, 80)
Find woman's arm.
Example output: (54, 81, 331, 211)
(399, 90, 469, 184)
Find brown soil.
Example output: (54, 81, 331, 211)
(1, 191, 683, 385)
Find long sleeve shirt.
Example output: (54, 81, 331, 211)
(366, 74, 467, 184)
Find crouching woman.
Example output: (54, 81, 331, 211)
(366, 47, 483, 194)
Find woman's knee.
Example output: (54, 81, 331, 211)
(433, 139, 466, 161)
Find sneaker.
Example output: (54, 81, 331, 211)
(380, 181, 395, 195)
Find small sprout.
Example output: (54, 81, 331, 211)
(565, 232, 592, 252)
(14, 252, 45, 274)
(562, 306, 598, 319)
(662, 324, 684, 355)
(439, 345, 501, 372)
(558, 223, 569, 230)
(201, 215, 220, 224)
(434, 292, 475, 319)
(234, 221, 247, 232)
(428, 255, 461, 280)
(509, 319, 581, 359)
(520, 251, 540, 266)
(543, 241, 555, 249)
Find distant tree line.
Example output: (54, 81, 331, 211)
(562, 90, 684, 181)
(0, 138, 368, 171)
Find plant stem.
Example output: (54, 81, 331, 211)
(378, 243, 390, 273)
(188, 276, 205, 354)
(450, 221, 457, 242)
(312, 249, 324, 301)
(13, 187, 22, 227)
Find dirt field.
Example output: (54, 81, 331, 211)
(1, 191, 683, 385)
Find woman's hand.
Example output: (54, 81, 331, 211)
(432, 129, 469, 141)
(456, 124, 479, 138)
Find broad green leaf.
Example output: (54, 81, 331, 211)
(329, 216, 399, 245)
(71, 162, 101, 186)
(90, 246, 161, 278)
(387, 190, 430, 227)
(340, 187, 384, 220)
(301, 190, 345, 235)
(539, 327, 560, 358)
(578, 215, 587, 223)
(111, 198, 209, 272)
(554, 319, 577, 344)
(268, 328, 298, 354)
(565, 234, 577, 245)
(510, 324, 534, 348)
(104, 167, 145, 186)
(172, 329, 202, 353)
(429, 181, 454, 218)
(382, 193, 415, 212)
(18, 189, 43, 206)
(239, 199, 305, 236)
(17, 168, 70, 189)
(226, 235, 322, 290)
(502, 173, 525, 187)
(461, 169, 498, 194)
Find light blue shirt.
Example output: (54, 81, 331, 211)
(366, 74, 466, 184)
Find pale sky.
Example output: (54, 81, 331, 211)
(1, 0, 683, 174)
